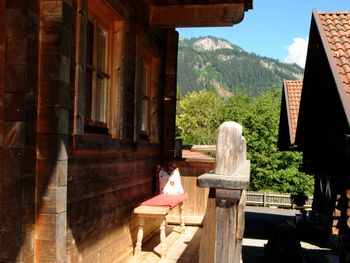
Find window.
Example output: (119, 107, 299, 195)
(85, 19, 109, 126)
(141, 55, 151, 134)
(136, 43, 160, 143)
(84, 0, 125, 138)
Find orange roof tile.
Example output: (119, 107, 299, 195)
(284, 80, 303, 144)
(316, 11, 350, 106)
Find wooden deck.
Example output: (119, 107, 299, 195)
(128, 226, 201, 263)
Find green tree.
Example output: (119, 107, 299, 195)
(176, 87, 314, 195)
(238, 88, 313, 195)
(176, 91, 224, 145)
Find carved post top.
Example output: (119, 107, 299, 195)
(215, 121, 244, 175)
(197, 121, 250, 190)
(197, 160, 250, 190)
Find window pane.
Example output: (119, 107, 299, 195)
(141, 99, 148, 132)
(96, 76, 106, 122)
(84, 0, 124, 136)
(141, 63, 149, 132)
(86, 21, 94, 66)
(85, 21, 94, 122)
(85, 69, 93, 120)
(97, 28, 107, 73)
(141, 64, 148, 95)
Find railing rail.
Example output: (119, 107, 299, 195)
(182, 144, 216, 152)
(246, 191, 313, 209)
(179, 143, 314, 210)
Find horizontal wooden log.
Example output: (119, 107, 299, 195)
(188, 145, 216, 152)
(150, 4, 245, 28)
(197, 160, 250, 190)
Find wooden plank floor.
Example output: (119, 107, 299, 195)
(128, 226, 201, 263)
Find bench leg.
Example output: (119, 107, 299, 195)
(134, 217, 145, 256)
(160, 217, 167, 259)
(180, 202, 185, 234)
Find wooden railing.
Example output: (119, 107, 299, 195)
(170, 143, 314, 225)
(246, 191, 313, 209)
(197, 122, 249, 263)
(167, 155, 215, 225)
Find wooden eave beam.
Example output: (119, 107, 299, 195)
(150, 4, 245, 28)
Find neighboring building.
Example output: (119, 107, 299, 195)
(0, 1, 252, 262)
(278, 80, 303, 150)
(279, 10, 350, 256)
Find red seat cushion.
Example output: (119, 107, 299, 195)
(138, 194, 187, 208)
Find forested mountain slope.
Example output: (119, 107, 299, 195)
(177, 36, 304, 96)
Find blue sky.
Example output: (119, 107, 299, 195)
(177, 0, 349, 68)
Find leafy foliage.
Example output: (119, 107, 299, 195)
(177, 91, 224, 145)
(176, 88, 314, 195)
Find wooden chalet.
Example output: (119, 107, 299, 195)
(279, 10, 350, 254)
(0, 0, 252, 262)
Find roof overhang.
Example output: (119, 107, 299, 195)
(278, 80, 303, 150)
(312, 10, 350, 128)
(296, 10, 350, 148)
(148, 0, 252, 28)
(284, 80, 295, 146)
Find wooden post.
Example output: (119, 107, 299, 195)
(180, 202, 185, 233)
(134, 217, 145, 256)
(35, 1, 72, 262)
(174, 138, 183, 159)
(160, 218, 167, 259)
(198, 121, 250, 263)
(163, 29, 179, 160)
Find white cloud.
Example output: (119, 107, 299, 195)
(283, 37, 309, 68)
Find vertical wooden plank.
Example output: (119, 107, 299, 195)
(199, 192, 216, 263)
(35, 0, 72, 262)
(234, 190, 246, 263)
(163, 29, 178, 159)
(0, 1, 5, 149)
(215, 203, 236, 263)
(198, 122, 248, 263)
(73, 0, 88, 135)
(1, 2, 39, 262)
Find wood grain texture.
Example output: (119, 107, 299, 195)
(198, 121, 249, 263)
(150, 4, 245, 27)
(167, 160, 214, 225)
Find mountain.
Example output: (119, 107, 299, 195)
(177, 36, 304, 96)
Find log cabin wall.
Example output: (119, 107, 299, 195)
(66, 0, 176, 262)
(0, 1, 39, 262)
(0, 0, 251, 262)
(0, 0, 177, 262)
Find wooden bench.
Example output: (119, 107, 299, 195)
(133, 193, 187, 259)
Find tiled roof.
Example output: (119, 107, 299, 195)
(284, 80, 303, 144)
(317, 11, 350, 99)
